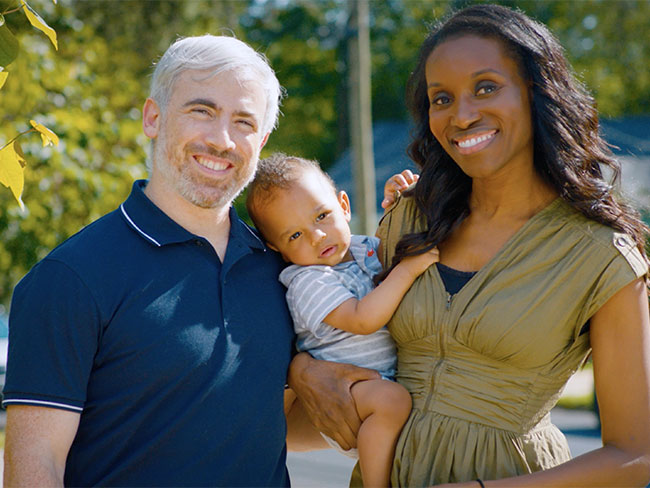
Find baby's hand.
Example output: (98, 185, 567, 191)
(398, 247, 439, 279)
(381, 170, 419, 209)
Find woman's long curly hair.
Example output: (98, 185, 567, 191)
(389, 4, 649, 279)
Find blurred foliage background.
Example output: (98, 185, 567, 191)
(1, 0, 649, 307)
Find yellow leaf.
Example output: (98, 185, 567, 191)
(0, 141, 26, 210)
(21, 1, 58, 50)
(0, 71, 7, 90)
(30, 119, 59, 147)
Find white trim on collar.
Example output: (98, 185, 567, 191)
(120, 204, 161, 247)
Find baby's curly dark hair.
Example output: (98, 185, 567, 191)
(246, 152, 336, 231)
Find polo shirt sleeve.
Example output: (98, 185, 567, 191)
(285, 267, 354, 337)
(3, 258, 101, 412)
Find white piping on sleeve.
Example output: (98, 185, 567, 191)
(3, 398, 84, 412)
(120, 204, 161, 247)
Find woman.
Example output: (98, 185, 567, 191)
(288, 4, 650, 487)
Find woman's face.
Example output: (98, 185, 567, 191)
(425, 35, 534, 180)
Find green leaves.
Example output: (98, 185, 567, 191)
(0, 14, 19, 68)
(21, 1, 58, 50)
(30, 120, 59, 147)
(1, 1, 60, 209)
(0, 141, 26, 211)
(0, 70, 8, 89)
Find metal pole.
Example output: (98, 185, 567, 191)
(347, 0, 376, 235)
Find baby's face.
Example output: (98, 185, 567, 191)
(258, 170, 353, 267)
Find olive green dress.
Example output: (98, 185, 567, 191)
(366, 196, 647, 486)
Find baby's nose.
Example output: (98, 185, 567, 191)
(311, 229, 326, 245)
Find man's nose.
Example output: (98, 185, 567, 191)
(206, 119, 237, 151)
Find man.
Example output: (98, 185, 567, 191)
(3, 35, 296, 487)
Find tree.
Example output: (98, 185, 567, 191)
(1, 0, 648, 306)
(1, 0, 59, 209)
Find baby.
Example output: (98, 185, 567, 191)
(246, 153, 438, 488)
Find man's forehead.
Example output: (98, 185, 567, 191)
(178, 68, 263, 92)
(173, 69, 267, 114)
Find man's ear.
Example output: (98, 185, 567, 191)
(337, 190, 351, 222)
(142, 98, 161, 139)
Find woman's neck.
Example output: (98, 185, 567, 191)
(469, 169, 558, 223)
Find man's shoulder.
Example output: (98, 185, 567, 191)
(47, 206, 127, 262)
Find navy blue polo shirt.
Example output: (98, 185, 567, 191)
(4, 180, 295, 487)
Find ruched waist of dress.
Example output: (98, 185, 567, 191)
(397, 356, 569, 433)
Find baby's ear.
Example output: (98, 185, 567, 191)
(337, 190, 351, 221)
(266, 241, 279, 253)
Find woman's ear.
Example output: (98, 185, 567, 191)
(337, 190, 351, 222)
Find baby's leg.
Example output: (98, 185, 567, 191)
(351, 379, 412, 488)
(285, 388, 330, 452)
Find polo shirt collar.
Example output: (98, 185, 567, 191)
(120, 180, 266, 252)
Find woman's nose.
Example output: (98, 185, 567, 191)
(451, 95, 480, 129)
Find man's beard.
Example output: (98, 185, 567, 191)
(153, 135, 256, 209)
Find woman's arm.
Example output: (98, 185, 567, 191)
(323, 247, 438, 335)
(287, 352, 381, 451)
(440, 277, 650, 488)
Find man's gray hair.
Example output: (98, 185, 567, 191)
(150, 34, 283, 136)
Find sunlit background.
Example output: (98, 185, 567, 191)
(1, 0, 649, 308)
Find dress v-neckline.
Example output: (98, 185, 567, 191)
(432, 197, 564, 303)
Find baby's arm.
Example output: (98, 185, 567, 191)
(323, 248, 439, 335)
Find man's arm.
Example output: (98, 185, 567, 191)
(287, 352, 380, 451)
(324, 248, 439, 335)
(4, 405, 80, 487)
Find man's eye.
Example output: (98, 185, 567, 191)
(288, 232, 301, 241)
(192, 108, 210, 115)
(237, 119, 255, 128)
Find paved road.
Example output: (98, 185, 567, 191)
(287, 406, 602, 487)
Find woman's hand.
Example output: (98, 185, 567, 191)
(381, 169, 419, 209)
(287, 352, 380, 451)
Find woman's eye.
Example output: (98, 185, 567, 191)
(431, 94, 451, 106)
(476, 83, 498, 96)
(288, 232, 301, 241)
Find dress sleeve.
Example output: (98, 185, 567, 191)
(575, 232, 649, 336)
(3, 259, 101, 412)
(376, 193, 423, 270)
(285, 267, 355, 338)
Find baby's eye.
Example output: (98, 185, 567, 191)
(315, 212, 328, 222)
(288, 232, 301, 241)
